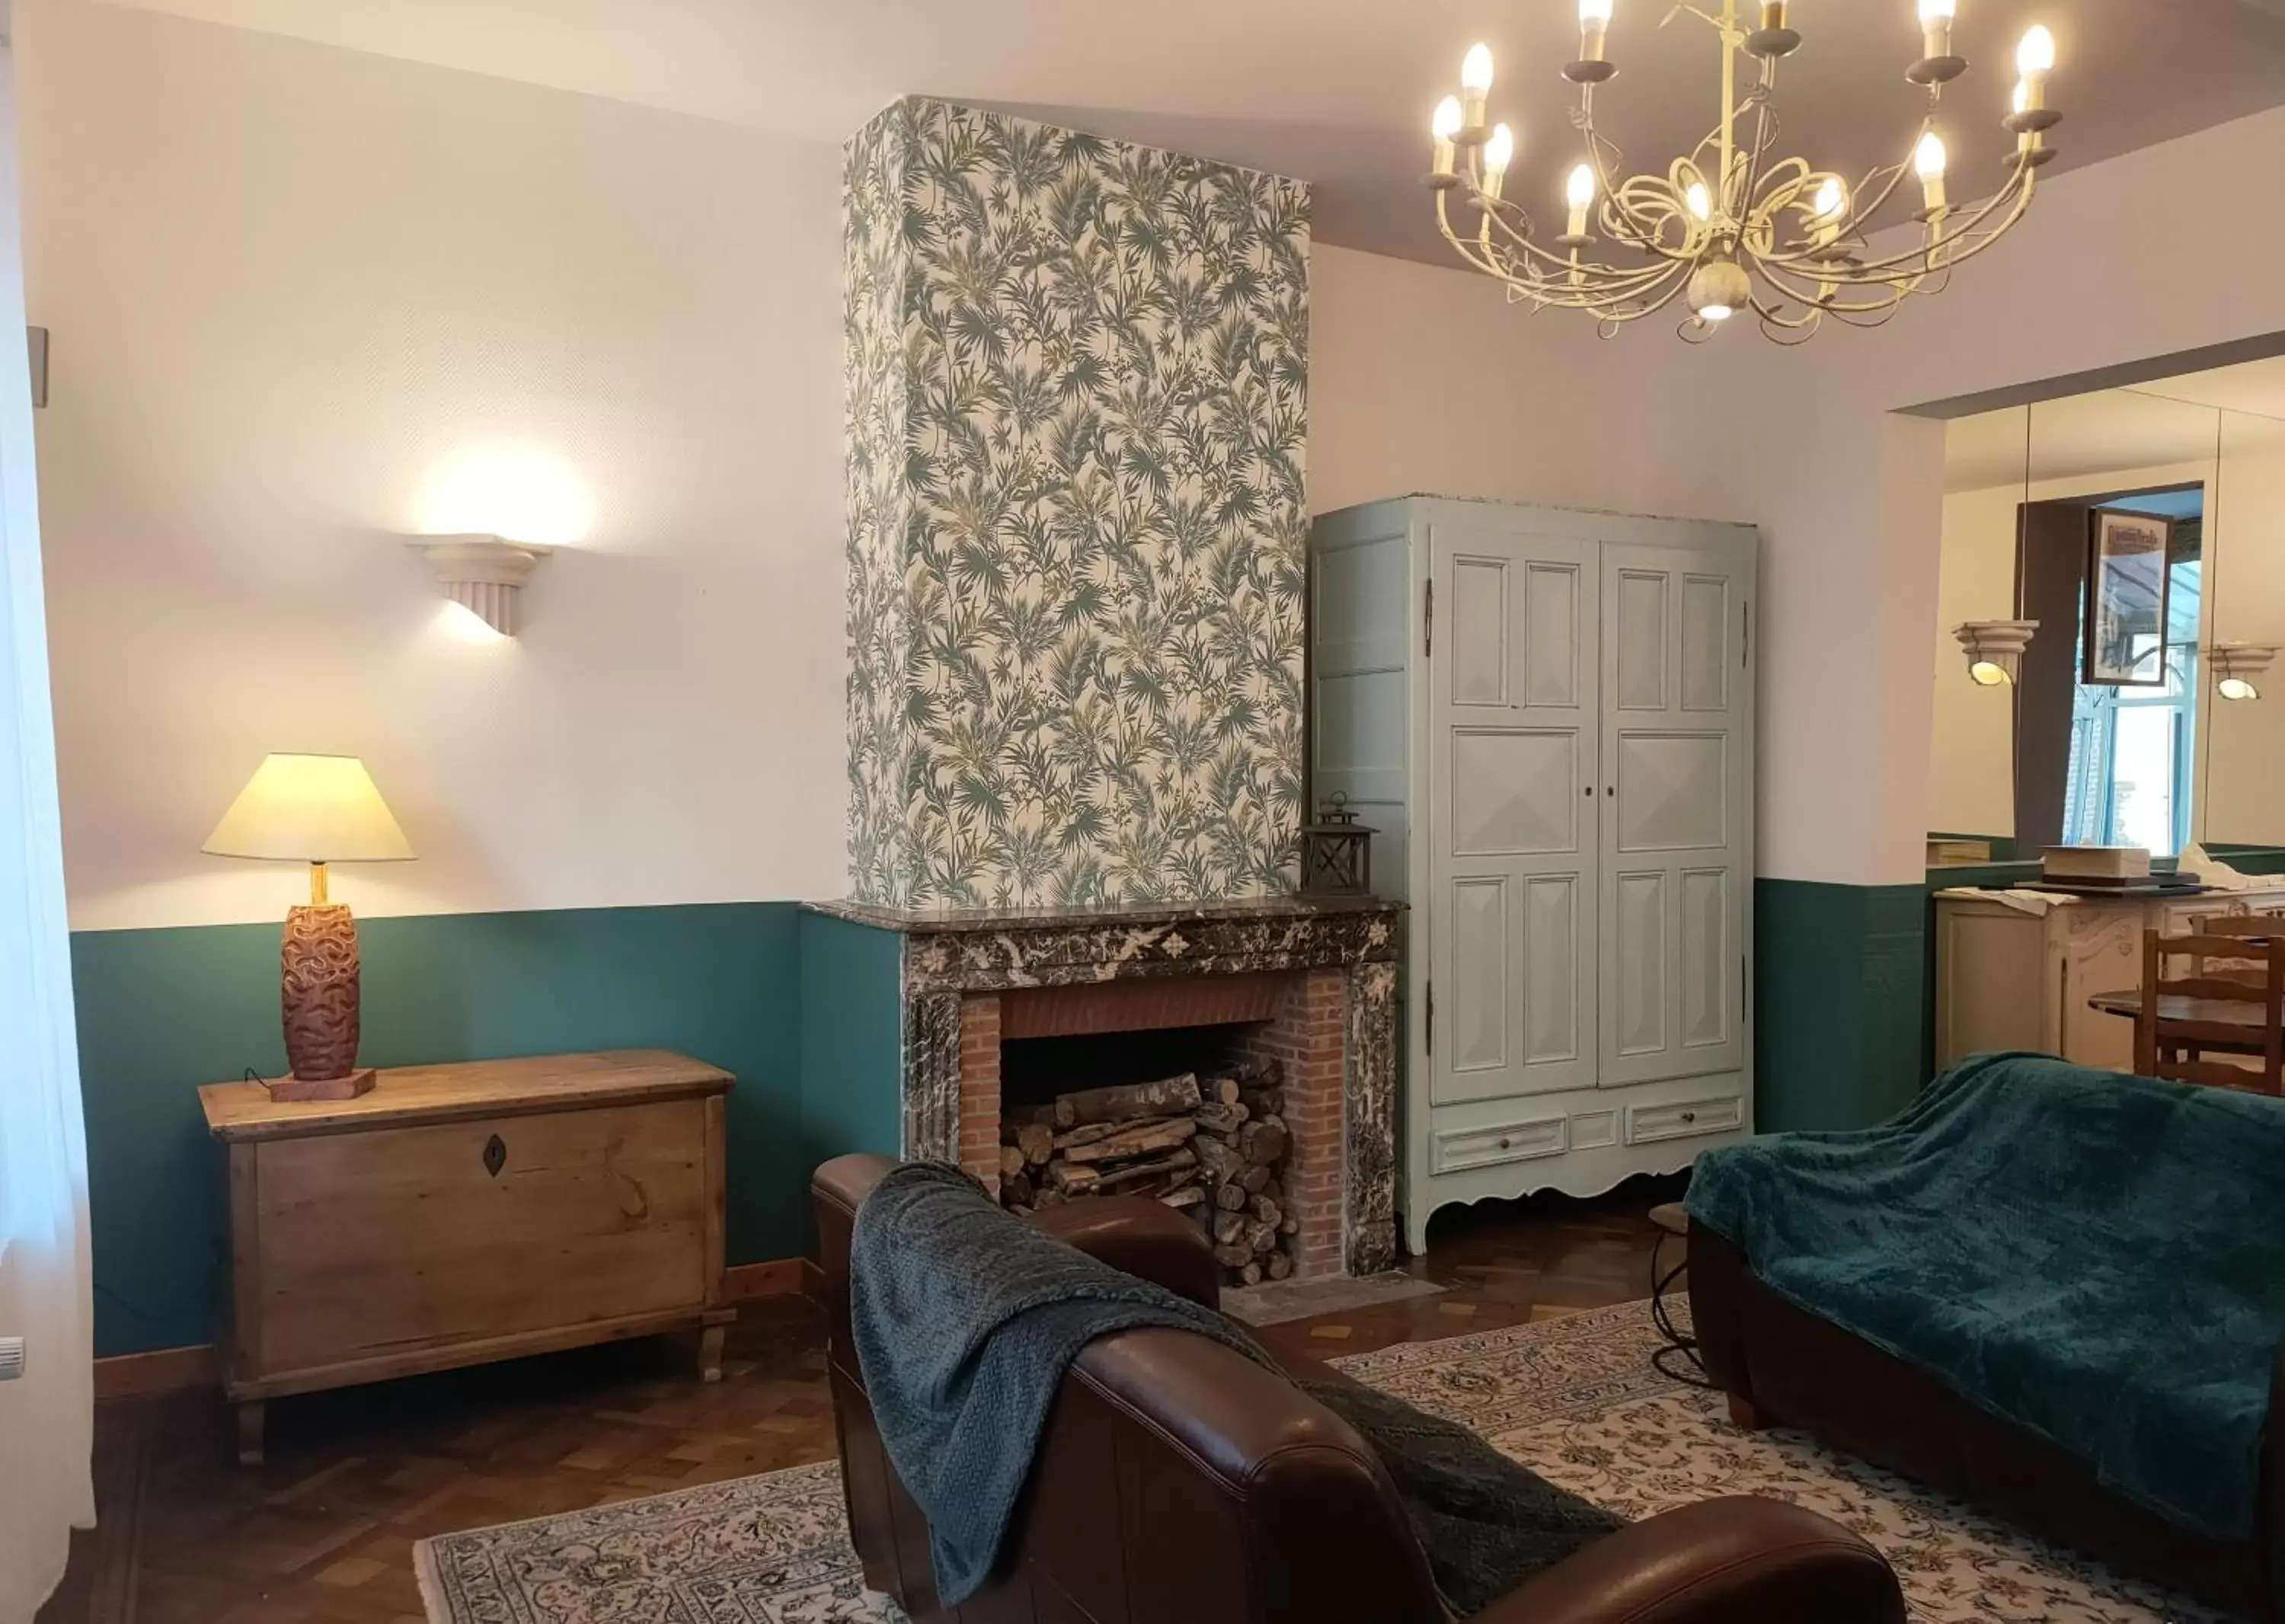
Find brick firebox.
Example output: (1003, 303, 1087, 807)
(806, 894, 1405, 1279)
(957, 967, 1355, 1280)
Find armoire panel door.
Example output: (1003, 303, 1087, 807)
(1598, 538, 1753, 1088)
(1428, 518, 1600, 1106)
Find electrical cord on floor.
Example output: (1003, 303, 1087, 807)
(1650, 1226, 1712, 1388)
(95, 1259, 216, 1338)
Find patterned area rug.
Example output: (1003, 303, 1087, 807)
(1221, 1269, 1445, 1326)
(414, 1301, 2230, 1624)
(1331, 1303, 2230, 1624)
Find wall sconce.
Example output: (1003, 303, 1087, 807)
(408, 535, 550, 636)
(1954, 619, 2039, 687)
(2209, 642, 2279, 702)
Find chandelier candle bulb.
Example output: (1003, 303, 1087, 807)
(1459, 43, 1494, 133)
(2015, 24, 2056, 110)
(1748, 0, 1799, 59)
(1580, 0, 1613, 62)
(1813, 177, 1847, 241)
(1914, 130, 1948, 214)
(1918, 0, 1955, 61)
(1564, 162, 1596, 237)
(1481, 123, 1515, 201)
(1418, 0, 2051, 342)
(2009, 82, 2044, 158)
(1430, 96, 1462, 179)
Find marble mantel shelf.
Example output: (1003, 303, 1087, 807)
(803, 893, 1404, 994)
(804, 894, 1401, 932)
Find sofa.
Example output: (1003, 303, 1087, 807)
(814, 1153, 1906, 1624)
(1687, 1052, 2285, 1620)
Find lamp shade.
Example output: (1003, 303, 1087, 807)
(203, 754, 415, 863)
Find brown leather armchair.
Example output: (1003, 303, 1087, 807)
(813, 1155, 1905, 1624)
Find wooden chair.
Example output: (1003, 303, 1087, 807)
(2136, 929, 2285, 1095)
(2193, 912, 2285, 941)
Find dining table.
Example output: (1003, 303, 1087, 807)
(2088, 988, 2280, 1041)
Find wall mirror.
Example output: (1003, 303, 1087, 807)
(1929, 358, 2285, 863)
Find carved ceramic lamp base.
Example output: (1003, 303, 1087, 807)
(273, 901, 374, 1101)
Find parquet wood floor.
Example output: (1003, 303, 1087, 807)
(37, 1174, 1685, 1624)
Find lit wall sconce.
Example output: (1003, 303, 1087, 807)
(1954, 619, 2039, 687)
(2209, 642, 2279, 702)
(408, 535, 551, 636)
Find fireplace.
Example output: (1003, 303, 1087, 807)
(804, 895, 1403, 1279)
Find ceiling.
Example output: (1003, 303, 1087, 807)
(1945, 356, 2285, 493)
(91, 0, 2285, 264)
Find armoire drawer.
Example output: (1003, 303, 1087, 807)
(1431, 1113, 1568, 1175)
(1624, 1095, 1743, 1146)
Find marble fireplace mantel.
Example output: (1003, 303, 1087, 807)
(804, 894, 1405, 1276)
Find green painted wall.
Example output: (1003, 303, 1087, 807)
(1756, 879, 1929, 1133)
(74, 902, 816, 1358)
(796, 910, 905, 1183)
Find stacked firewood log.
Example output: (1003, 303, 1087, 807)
(999, 1060, 1299, 1286)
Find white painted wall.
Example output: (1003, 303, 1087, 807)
(24, 0, 2285, 914)
(1309, 245, 1684, 522)
(20, 0, 847, 930)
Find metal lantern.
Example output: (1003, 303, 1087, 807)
(1300, 794, 1376, 898)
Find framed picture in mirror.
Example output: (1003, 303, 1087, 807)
(2083, 507, 2172, 686)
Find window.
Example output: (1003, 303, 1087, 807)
(2062, 547, 2201, 855)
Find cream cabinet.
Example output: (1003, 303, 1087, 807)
(1310, 496, 1758, 1254)
(1933, 886, 2285, 1073)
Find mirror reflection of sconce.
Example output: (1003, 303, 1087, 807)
(1954, 619, 2039, 687)
(2209, 642, 2278, 702)
(407, 535, 551, 637)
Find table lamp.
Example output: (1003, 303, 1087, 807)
(203, 753, 415, 1101)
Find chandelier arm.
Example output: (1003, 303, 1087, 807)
(1436, 191, 1514, 282)
(1752, 261, 1916, 316)
(1489, 245, 1698, 305)
(1747, 159, 2033, 291)
(1823, 165, 2036, 282)
(1737, 56, 1782, 225)
(1610, 185, 1710, 264)
(1751, 297, 1827, 346)
(1581, 95, 1671, 248)
(1532, 260, 1695, 312)
(1439, 187, 1686, 306)
(1502, 248, 1699, 296)
(1743, 249, 1911, 327)
(1753, 128, 1929, 272)
(1473, 196, 1697, 299)
(1471, 246, 1696, 321)
(1548, 261, 1699, 324)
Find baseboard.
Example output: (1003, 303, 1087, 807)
(801, 1257, 826, 1305)
(721, 1258, 807, 1303)
(94, 1343, 217, 1401)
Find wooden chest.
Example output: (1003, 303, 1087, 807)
(200, 1049, 733, 1463)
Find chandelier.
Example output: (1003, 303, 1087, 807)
(1424, 1, 2063, 343)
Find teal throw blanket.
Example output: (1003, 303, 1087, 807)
(1687, 1052, 2285, 1542)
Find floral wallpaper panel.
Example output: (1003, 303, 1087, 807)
(842, 98, 1311, 910)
